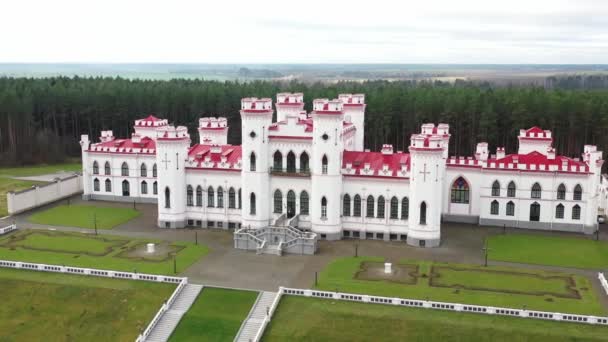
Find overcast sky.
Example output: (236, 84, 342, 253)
(2, 0, 607, 64)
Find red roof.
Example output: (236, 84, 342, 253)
(486, 151, 589, 173)
(187, 144, 242, 170)
(95, 136, 155, 150)
(140, 115, 162, 122)
(343, 150, 410, 178)
(520, 126, 551, 140)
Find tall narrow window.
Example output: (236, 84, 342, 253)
(366, 195, 375, 218)
(573, 185, 582, 201)
(196, 186, 202, 207)
(420, 202, 427, 224)
(572, 205, 581, 220)
(401, 197, 409, 220)
(104, 162, 111, 175)
(343, 194, 351, 217)
(141, 181, 147, 194)
(321, 197, 327, 219)
(217, 187, 224, 208)
(122, 180, 130, 196)
(141, 163, 147, 177)
(377, 196, 385, 218)
(390, 197, 398, 219)
(322, 155, 328, 174)
(93, 178, 100, 191)
(557, 184, 566, 200)
(165, 187, 171, 208)
(273, 151, 282, 171)
(507, 181, 516, 197)
(287, 190, 296, 218)
(353, 195, 362, 217)
(207, 186, 215, 207)
(451, 177, 469, 203)
(300, 152, 309, 172)
(531, 183, 542, 199)
(186, 185, 193, 206)
(152, 164, 157, 177)
(530, 202, 540, 221)
(228, 187, 236, 208)
(93, 161, 99, 175)
(121, 162, 129, 176)
(490, 200, 499, 215)
(250, 193, 256, 215)
(286, 151, 296, 173)
(300, 191, 309, 215)
(250, 152, 256, 171)
(238, 189, 242, 209)
(105, 179, 111, 192)
(491, 180, 500, 196)
(274, 190, 283, 213)
(556, 203, 564, 219)
(153, 181, 157, 195)
(506, 201, 515, 216)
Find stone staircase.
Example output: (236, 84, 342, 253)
(260, 243, 282, 256)
(145, 284, 203, 342)
(234, 291, 277, 342)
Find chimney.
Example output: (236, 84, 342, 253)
(381, 144, 393, 155)
(496, 147, 505, 159)
(547, 147, 555, 160)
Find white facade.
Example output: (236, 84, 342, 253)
(81, 94, 605, 248)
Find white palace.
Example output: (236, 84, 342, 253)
(80, 93, 606, 248)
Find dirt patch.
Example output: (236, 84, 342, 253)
(429, 266, 581, 299)
(0, 231, 129, 257)
(354, 261, 419, 285)
(115, 242, 184, 263)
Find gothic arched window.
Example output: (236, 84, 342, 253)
(141, 181, 147, 194)
(286, 151, 296, 173)
(250, 152, 256, 171)
(121, 162, 129, 176)
(531, 183, 542, 199)
(491, 180, 500, 196)
(451, 177, 469, 203)
(300, 191, 309, 215)
(105, 179, 111, 192)
(207, 186, 215, 207)
(322, 155, 328, 174)
(217, 187, 224, 208)
(390, 197, 399, 219)
(122, 180, 130, 196)
(353, 194, 362, 217)
(573, 184, 582, 201)
(152, 163, 157, 177)
(321, 197, 327, 219)
(490, 200, 499, 215)
(186, 185, 193, 206)
(274, 189, 283, 213)
(557, 183, 566, 200)
(140, 163, 147, 177)
(196, 186, 202, 207)
(343, 194, 351, 217)
(420, 202, 427, 224)
(164, 187, 171, 208)
(93, 161, 99, 175)
(572, 204, 581, 219)
(273, 151, 283, 171)
(556, 203, 564, 219)
(300, 152, 309, 172)
(93, 178, 100, 191)
(507, 181, 516, 197)
(228, 187, 236, 208)
(366, 195, 375, 218)
(377, 196, 385, 218)
(153, 181, 157, 195)
(250, 193, 256, 215)
(401, 197, 409, 220)
(104, 162, 111, 175)
(506, 201, 515, 216)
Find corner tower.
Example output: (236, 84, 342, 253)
(156, 125, 191, 228)
(240, 97, 273, 229)
(407, 124, 449, 247)
(339, 94, 365, 151)
(311, 99, 345, 240)
(198, 117, 228, 145)
(276, 93, 304, 123)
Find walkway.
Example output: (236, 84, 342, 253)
(234, 291, 278, 342)
(145, 283, 203, 342)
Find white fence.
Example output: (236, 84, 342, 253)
(7, 173, 83, 215)
(0, 224, 17, 235)
(0, 259, 187, 342)
(252, 290, 284, 342)
(279, 287, 608, 325)
(599, 273, 608, 296)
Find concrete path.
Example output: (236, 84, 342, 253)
(234, 291, 277, 342)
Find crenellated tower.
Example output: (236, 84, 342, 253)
(156, 125, 191, 228)
(240, 97, 273, 229)
(339, 94, 365, 151)
(276, 93, 304, 123)
(198, 117, 228, 145)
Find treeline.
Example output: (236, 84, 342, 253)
(1, 77, 608, 167)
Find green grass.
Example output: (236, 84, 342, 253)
(169, 288, 258, 342)
(315, 256, 603, 315)
(488, 233, 608, 269)
(0, 267, 175, 342)
(0, 161, 81, 216)
(262, 296, 608, 342)
(0, 230, 209, 275)
(28, 204, 140, 229)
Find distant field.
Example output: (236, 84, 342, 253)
(315, 257, 603, 315)
(0, 161, 81, 216)
(0, 267, 174, 342)
(169, 288, 258, 342)
(28, 204, 140, 229)
(488, 234, 608, 269)
(262, 296, 608, 342)
(0, 229, 209, 275)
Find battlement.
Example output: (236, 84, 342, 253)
(199, 117, 228, 130)
(134, 115, 168, 127)
(241, 97, 273, 113)
(381, 144, 393, 155)
(420, 123, 450, 136)
(276, 93, 304, 105)
(156, 125, 190, 140)
(312, 99, 343, 114)
(410, 134, 444, 150)
(519, 126, 552, 140)
(100, 130, 114, 142)
(339, 93, 365, 106)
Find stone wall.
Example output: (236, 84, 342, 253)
(7, 174, 83, 215)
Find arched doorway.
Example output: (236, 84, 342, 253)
(122, 180, 130, 197)
(287, 190, 296, 218)
(530, 202, 540, 221)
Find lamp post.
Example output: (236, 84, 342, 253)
(93, 213, 98, 235)
(482, 237, 491, 267)
(173, 255, 177, 274)
(354, 243, 359, 258)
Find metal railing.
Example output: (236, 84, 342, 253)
(269, 167, 311, 177)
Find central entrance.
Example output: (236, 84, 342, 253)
(287, 190, 296, 218)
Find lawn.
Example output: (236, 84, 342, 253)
(262, 296, 608, 342)
(0, 161, 81, 216)
(0, 267, 175, 342)
(314, 256, 603, 315)
(169, 287, 258, 342)
(488, 233, 608, 269)
(28, 204, 140, 229)
(0, 230, 209, 275)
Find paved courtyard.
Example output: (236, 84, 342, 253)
(3, 195, 608, 310)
